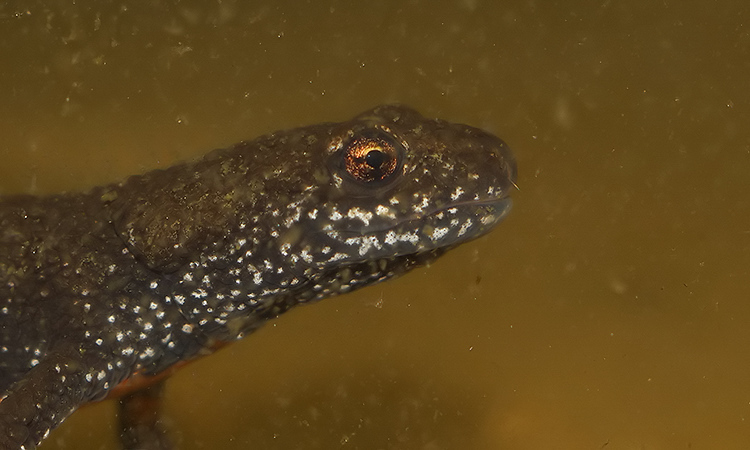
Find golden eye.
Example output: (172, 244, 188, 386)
(343, 136, 399, 183)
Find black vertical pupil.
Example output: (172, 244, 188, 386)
(365, 149, 387, 170)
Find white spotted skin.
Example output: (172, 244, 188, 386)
(0, 104, 516, 448)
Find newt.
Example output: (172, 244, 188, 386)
(0, 105, 517, 449)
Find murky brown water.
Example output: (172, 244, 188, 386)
(2, 1, 749, 449)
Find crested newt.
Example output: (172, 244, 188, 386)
(0, 105, 517, 448)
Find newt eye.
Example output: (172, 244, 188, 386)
(343, 131, 401, 183)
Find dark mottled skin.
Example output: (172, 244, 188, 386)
(0, 105, 516, 448)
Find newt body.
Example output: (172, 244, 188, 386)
(0, 105, 516, 448)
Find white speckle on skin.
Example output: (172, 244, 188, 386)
(325, 230, 341, 240)
(429, 227, 449, 241)
(358, 235, 381, 256)
(412, 196, 430, 214)
(328, 252, 348, 262)
(398, 231, 420, 245)
(330, 209, 343, 221)
(328, 136, 343, 153)
(347, 207, 373, 226)
(300, 249, 313, 263)
(481, 214, 497, 226)
(457, 219, 473, 237)
(375, 205, 395, 219)
(191, 288, 208, 299)
(283, 207, 303, 227)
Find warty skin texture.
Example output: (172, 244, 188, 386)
(0, 105, 516, 448)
